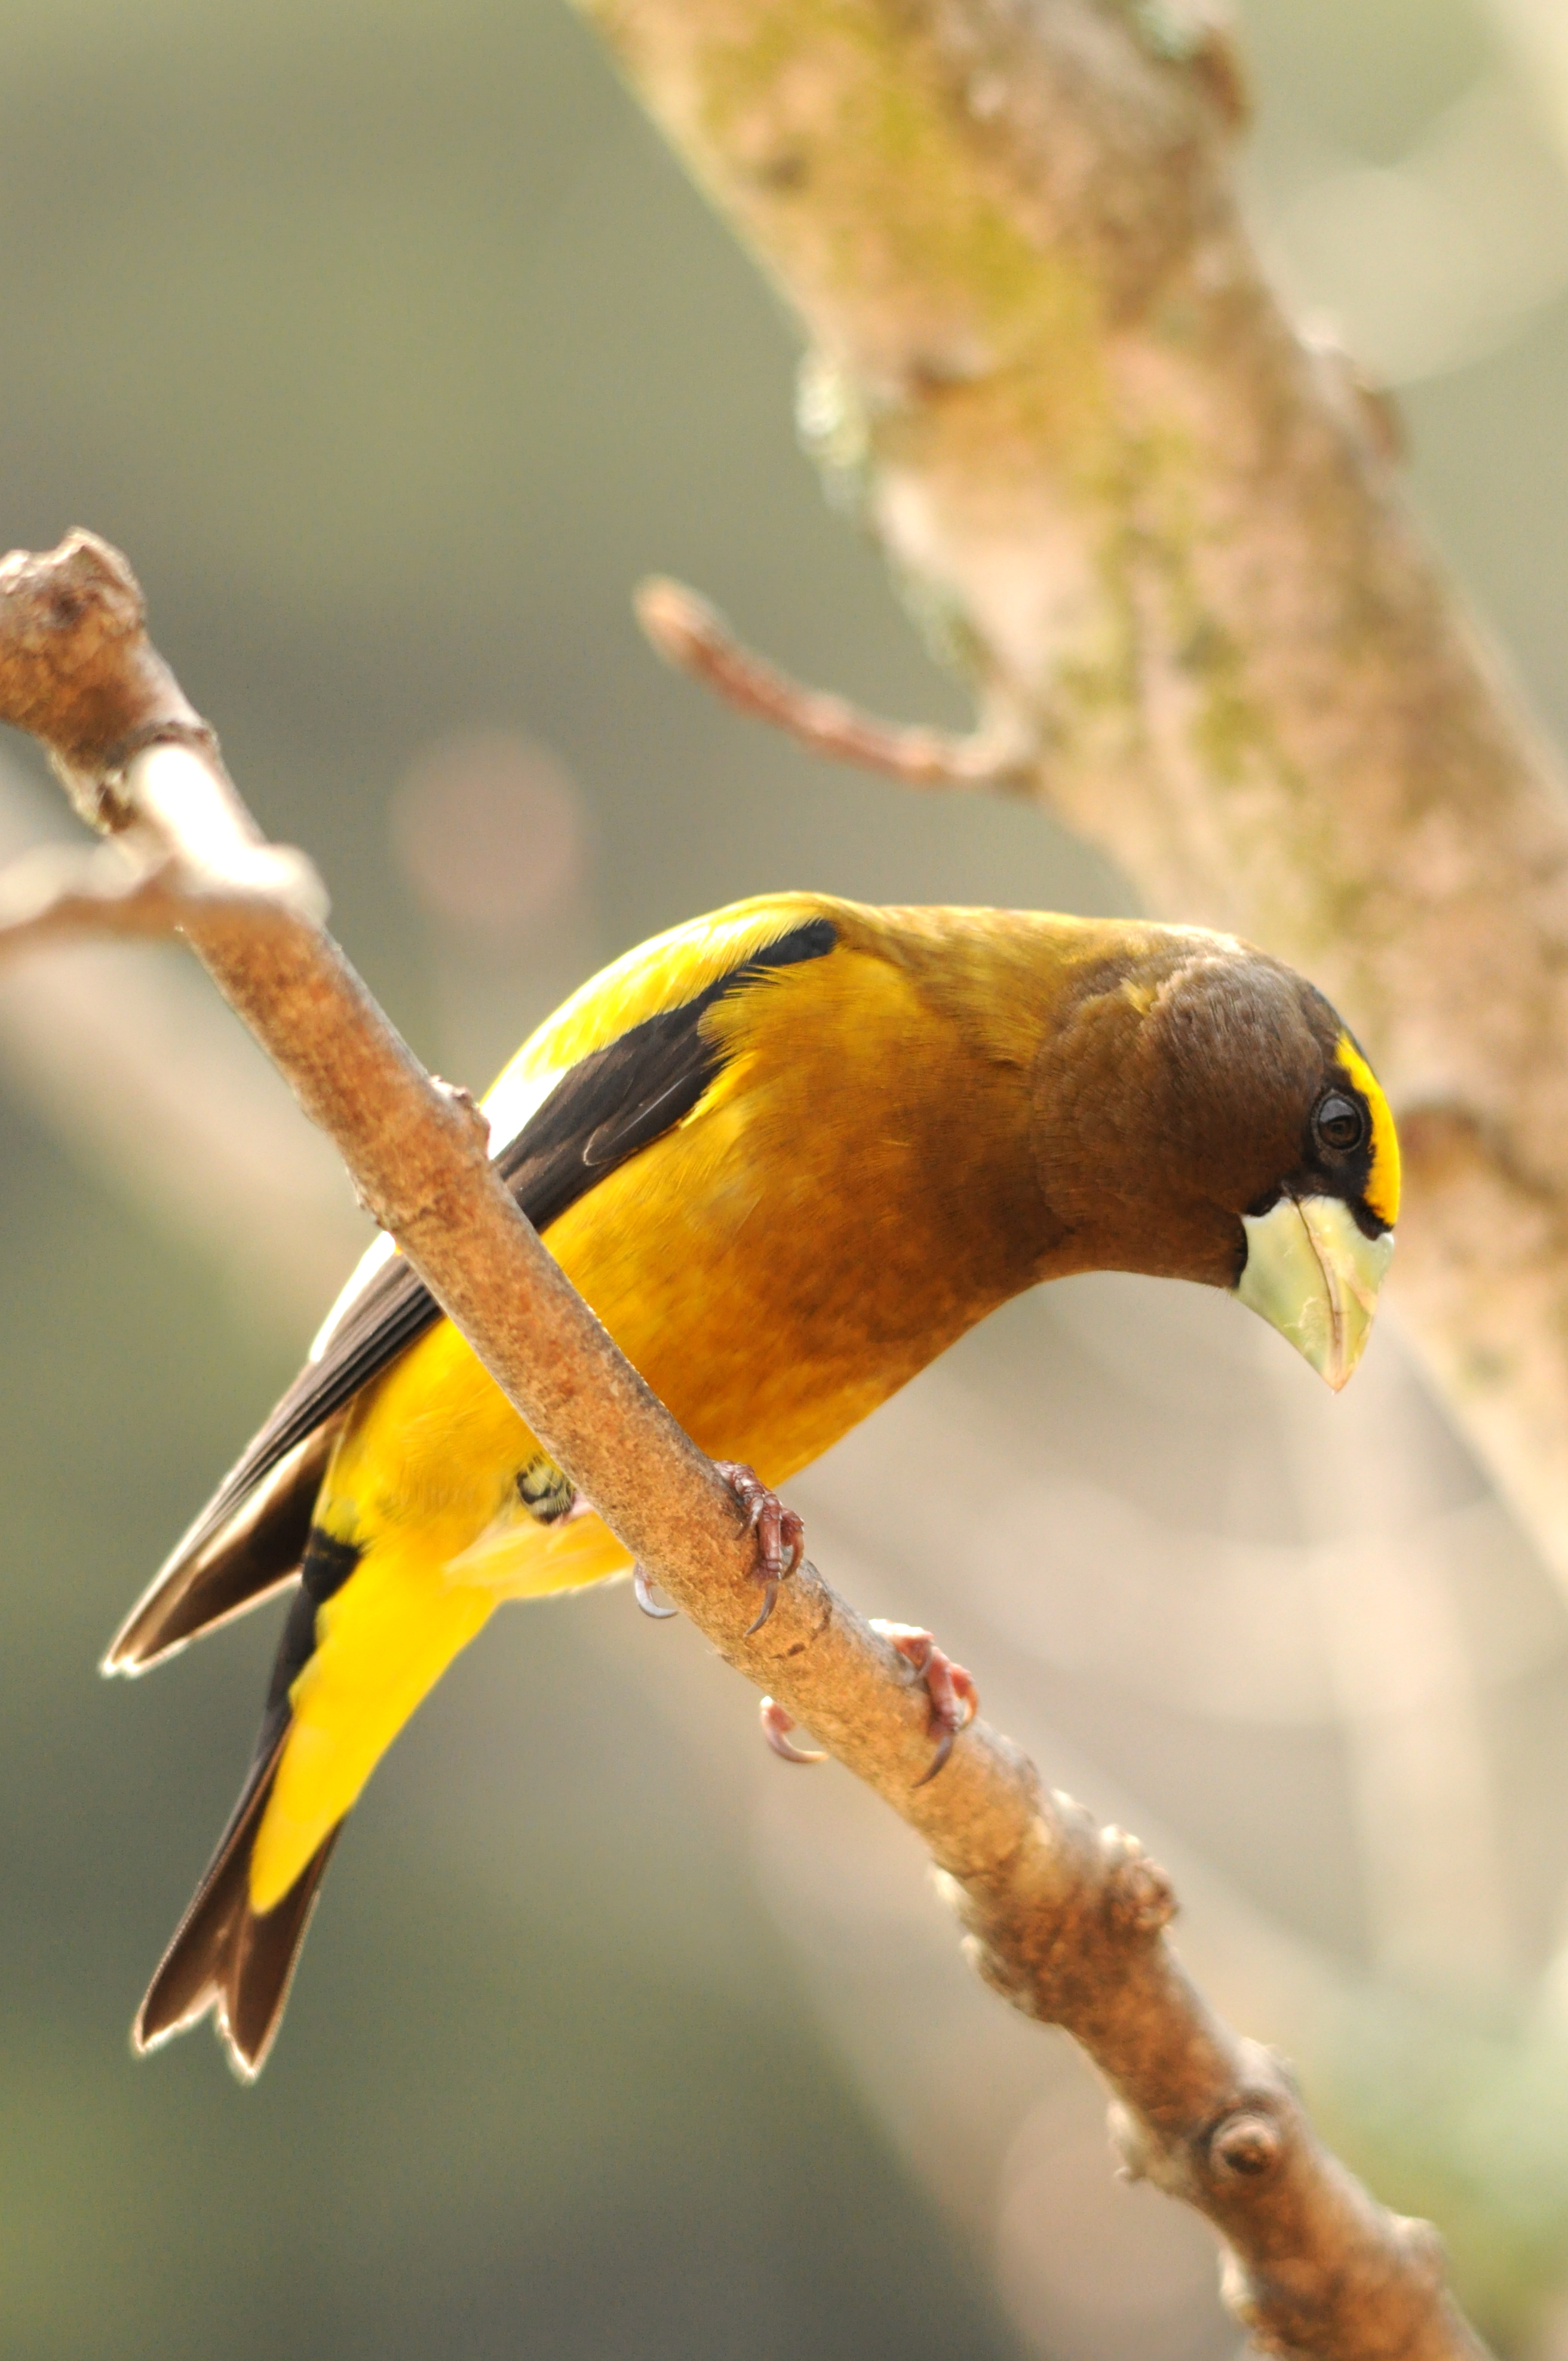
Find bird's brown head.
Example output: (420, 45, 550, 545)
(1030, 928, 1399, 1388)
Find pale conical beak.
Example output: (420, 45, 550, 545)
(1233, 1195, 1394, 1391)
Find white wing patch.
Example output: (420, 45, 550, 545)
(308, 1059, 569, 1362)
(477, 1053, 568, 1161)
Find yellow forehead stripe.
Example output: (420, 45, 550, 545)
(1336, 1032, 1400, 1228)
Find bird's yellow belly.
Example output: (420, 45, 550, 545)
(321, 1037, 987, 1597)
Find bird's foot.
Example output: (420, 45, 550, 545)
(633, 1464, 802, 1627)
(716, 1462, 804, 1635)
(759, 1698, 826, 1765)
(872, 1620, 978, 1786)
(633, 1567, 679, 1620)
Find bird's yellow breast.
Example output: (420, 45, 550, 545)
(317, 921, 1048, 1596)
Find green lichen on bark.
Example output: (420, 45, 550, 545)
(685, 0, 1115, 453)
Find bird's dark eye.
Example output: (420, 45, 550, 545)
(1312, 1091, 1366, 1157)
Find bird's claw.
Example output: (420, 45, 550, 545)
(871, 1620, 978, 1786)
(716, 1462, 804, 1635)
(760, 1697, 826, 1765)
(633, 1566, 679, 1620)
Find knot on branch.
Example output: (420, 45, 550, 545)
(1109, 2072, 1290, 2203)
(941, 1798, 1182, 2022)
(1208, 2106, 1284, 2183)
(0, 531, 202, 816)
(1099, 1825, 1177, 1939)
(431, 1077, 492, 1154)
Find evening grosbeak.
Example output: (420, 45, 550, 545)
(108, 894, 1400, 2075)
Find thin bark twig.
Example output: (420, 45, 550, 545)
(0, 837, 324, 957)
(0, 531, 1488, 2361)
(635, 574, 1034, 789)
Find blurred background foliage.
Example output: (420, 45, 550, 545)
(3, 0, 1568, 2353)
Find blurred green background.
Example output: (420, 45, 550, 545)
(4, 1, 1568, 2354)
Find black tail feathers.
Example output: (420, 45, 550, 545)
(105, 1431, 332, 1676)
(134, 1738, 340, 2081)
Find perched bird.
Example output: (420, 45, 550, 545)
(108, 893, 1400, 2077)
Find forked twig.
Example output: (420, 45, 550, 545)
(635, 575, 1035, 790)
(0, 837, 323, 957)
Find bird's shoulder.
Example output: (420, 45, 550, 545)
(480, 893, 858, 1137)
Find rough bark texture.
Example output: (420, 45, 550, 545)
(0, 529, 1489, 2356)
(577, 0, 1568, 1587)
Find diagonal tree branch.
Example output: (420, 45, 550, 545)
(0, 530, 1486, 2358)
(578, 0, 1568, 1600)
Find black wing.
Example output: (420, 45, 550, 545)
(105, 915, 837, 1669)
